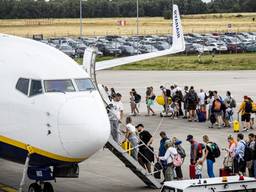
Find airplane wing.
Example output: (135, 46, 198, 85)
(86, 4, 185, 71)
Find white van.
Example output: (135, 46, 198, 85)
(161, 176, 256, 192)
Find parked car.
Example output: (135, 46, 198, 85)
(96, 43, 122, 56)
(57, 45, 76, 58)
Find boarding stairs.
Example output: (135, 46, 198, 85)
(105, 138, 162, 189)
(83, 48, 161, 189)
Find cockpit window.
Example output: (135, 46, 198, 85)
(16, 78, 29, 95)
(44, 80, 75, 93)
(30, 80, 43, 97)
(75, 78, 95, 91)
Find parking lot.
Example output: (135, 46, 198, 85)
(34, 32, 256, 59)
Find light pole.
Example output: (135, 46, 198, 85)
(80, 0, 83, 37)
(136, 0, 139, 35)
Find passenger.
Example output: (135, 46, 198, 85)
(131, 88, 140, 115)
(234, 133, 246, 175)
(129, 91, 136, 116)
(110, 87, 116, 99)
(199, 135, 215, 178)
(136, 124, 154, 173)
(211, 94, 224, 128)
(172, 137, 185, 180)
(158, 141, 178, 181)
(125, 117, 139, 160)
(109, 93, 124, 143)
(187, 86, 198, 122)
(247, 133, 255, 177)
(173, 90, 183, 117)
(145, 87, 156, 116)
(238, 96, 252, 132)
(223, 135, 237, 173)
(198, 89, 206, 111)
(195, 160, 203, 179)
(158, 131, 169, 178)
(249, 97, 255, 130)
(182, 86, 189, 119)
(253, 136, 256, 178)
(186, 135, 201, 165)
(223, 91, 236, 127)
(160, 85, 171, 115)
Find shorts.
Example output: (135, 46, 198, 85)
(188, 103, 196, 111)
(242, 114, 251, 122)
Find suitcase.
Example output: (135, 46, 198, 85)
(197, 110, 206, 122)
(219, 168, 231, 177)
(189, 164, 196, 179)
(121, 141, 131, 155)
(233, 116, 240, 132)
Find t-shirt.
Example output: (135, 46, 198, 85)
(139, 130, 152, 145)
(126, 123, 136, 133)
(198, 92, 206, 105)
(111, 101, 124, 120)
(206, 143, 216, 162)
(159, 147, 178, 164)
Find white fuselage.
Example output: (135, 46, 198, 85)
(0, 34, 110, 165)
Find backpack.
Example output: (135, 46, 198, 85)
(243, 142, 253, 161)
(197, 143, 205, 158)
(230, 98, 236, 108)
(214, 100, 222, 111)
(245, 101, 252, 113)
(134, 94, 141, 103)
(188, 93, 196, 102)
(209, 142, 221, 158)
(166, 89, 171, 97)
(173, 154, 183, 167)
(177, 146, 186, 159)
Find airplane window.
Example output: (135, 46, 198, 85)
(75, 78, 95, 91)
(16, 78, 29, 95)
(30, 80, 43, 97)
(44, 80, 75, 93)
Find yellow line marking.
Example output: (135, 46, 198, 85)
(0, 183, 16, 192)
(0, 135, 87, 163)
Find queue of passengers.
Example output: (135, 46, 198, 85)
(122, 116, 256, 182)
(104, 85, 256, 182)
(124, 85, 256, 132)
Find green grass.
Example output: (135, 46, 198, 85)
(76, 53, 256, 71)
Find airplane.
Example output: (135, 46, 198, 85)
(0, 4, 184, 192)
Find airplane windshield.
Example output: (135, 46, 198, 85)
(75, 78, 95, 91)
(44, 80, 75, 93)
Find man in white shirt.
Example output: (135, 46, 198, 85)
(198, 89, 206, 111)
(109, 93, 124, 143)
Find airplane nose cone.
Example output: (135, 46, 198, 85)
(58, 96, 110, 159)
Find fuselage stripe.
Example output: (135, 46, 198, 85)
(0, 135, 86, 163)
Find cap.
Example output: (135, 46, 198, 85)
(186, 135, 193, 141)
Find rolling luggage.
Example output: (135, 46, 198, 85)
(219, 168, 231, 177)
(197, 109, 206, 122)
(233, 115, 240, 132)
(189, 164, 196, 179)
(121, 141, 131, 155)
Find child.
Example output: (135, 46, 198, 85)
(196, 160, 203, 179)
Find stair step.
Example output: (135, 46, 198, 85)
(105, 138, 162, 189)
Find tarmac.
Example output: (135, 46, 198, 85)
(1, 70, 256, 192)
